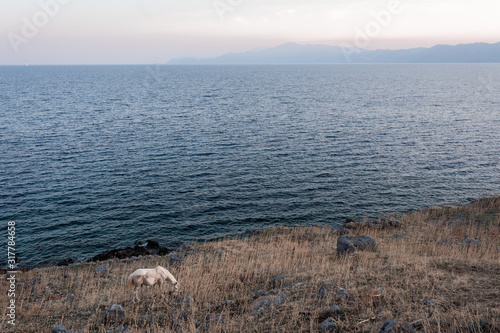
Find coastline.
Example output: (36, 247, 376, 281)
(1, 196, 499, 332)
(3, 196, 489, 273)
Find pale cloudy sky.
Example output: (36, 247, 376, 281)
(1, 0, 499, 65)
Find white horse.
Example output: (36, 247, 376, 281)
(128, 265, 179, 302)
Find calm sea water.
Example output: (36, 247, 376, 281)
(1, 64, 499, 267)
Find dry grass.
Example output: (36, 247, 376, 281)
(1, 197, 499, 332)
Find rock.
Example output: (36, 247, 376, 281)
(276, 275, 285, 282)
(249, 296, 272, 313)
(257, 289, 266, 296)
(247, 293, 289, 314)
(52, 325, 69, 333)
(158, 247, 169, 256)
(109, 326, 130, 333)
(317, 284, 334, 298)
(105, 304, 126, 324)
(206, 313, 224, 326)
(177, 296, 194, 306)
(437, 238, 454, 246)
(344, 218, 401, 229)
(423, 299, 435, 306)
(394, 233, 408, 239)
(271, 293, 287, 307)
(169, 252, 185, 264)
(329, 305, 341, 314)
(57, 258, 74, 266)
(461, 238, 479, 246)
(318, 284, 349, 300)
(321, 318, 338, 331)
(66, 294, 75, 302)
(337, 235, 376, 255)
(333, 226, 350, 235)
(173, 310, 191, 323)
(215, 249, 224, 255)
(52, 326, 87, 333)
(379, 320, 414, 332)
(88, 241, 169, 262)
(337, 288, 349, 298)
(94, 265, 109, 276)
(89, 247, 147, 262)
(379, 321, 398, 333)
(146, 240, 160, 249)
(386, 219, 402, 228)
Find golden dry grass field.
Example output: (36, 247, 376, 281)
(1, 197, 499, 332)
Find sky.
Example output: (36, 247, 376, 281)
(1, 0, 499, 65)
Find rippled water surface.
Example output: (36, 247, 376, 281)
(1, 64, 499, 266)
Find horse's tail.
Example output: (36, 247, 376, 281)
(127, 274, 135, 288)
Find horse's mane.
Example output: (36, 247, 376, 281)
(156, 266, 169, 279)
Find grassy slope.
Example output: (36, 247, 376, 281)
(1, 197, 499, 332)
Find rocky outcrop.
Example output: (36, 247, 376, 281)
(88, 241, 169, 262)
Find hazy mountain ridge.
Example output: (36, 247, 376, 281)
(167, 41, 500, 64)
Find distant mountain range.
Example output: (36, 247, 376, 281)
(167, 41, 500, 64)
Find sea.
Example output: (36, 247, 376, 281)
(1, 64, 499, 267)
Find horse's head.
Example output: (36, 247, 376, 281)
(170, 281, 179, 295)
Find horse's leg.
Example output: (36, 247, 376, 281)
(134, 279, 143, 302)
(153, 280, 162, 296)
(136, 287, 141, 302)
